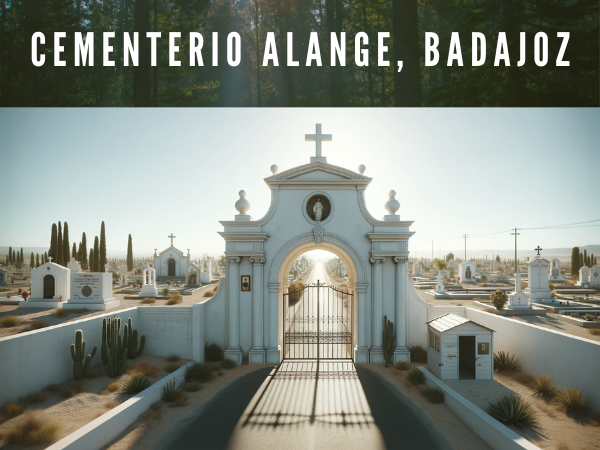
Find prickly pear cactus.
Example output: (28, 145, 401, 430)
(71, 329, 97, 381)
(383, 315, 396, 367)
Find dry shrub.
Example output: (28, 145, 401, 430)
(104, 382, 121, 393)
(150, 401, 163, 412)
(85, 367, 103, 379)
(408, 368, 426, 385)
(408, 346, 427, 364)
(203, 290, 216, 297)
(29, 320, 49, 330)
(166, 355, 180, 363)
(180, 382, 202, 392)
(421, 387, 445, 404)
(554, 388, 589, 416)
(588, 413, 600, 427)
(60, 381, 85, 399)
(167, 390, 189, 408)
(4, 411, 60, 445)
(3, 402, 23, 418)
(531, 375, 557, 398)
(44, 384, 60, 393)
(165, 362, 181, 373)
(167, 293, 182, 305)
(56, 308, 69, 318)
(394, 361, 411, 371)
(26, 392, 47, 404)
(103, 399, 119, 409)
(588, 329, 600, 336)
(0, 316, 20, 327)
(129, 362, 160, 377)
(141, 297, 156, 304)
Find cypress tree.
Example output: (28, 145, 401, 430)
(100, 222, 107, 271)
(579, 253, 583, 268)
(89, 249, 94, 271)
(30, 252, 34, 268)
(49, 223, 57, 262)
(36, 253, 40, 267)
(44, 252, 48, 264)
(93, 236, 100, 272)
(72, 242, 77, 260)
(571, 247, 580, 276)
(81, 233, 88, 269)
(62, 222, 70, 266)
(583, 249, 588, 267)
(127, 234, 133, 271)
(8, 246, 12, 264)
(57, 221, 63, 266)
(13, 250, 16, 265)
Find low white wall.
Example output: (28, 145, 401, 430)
(138, 306, 194, 359)
(0, 308, 139, 406)
(465, 308, 600, 409)
(203, 278, 227, 348)
(420, 368, 540, 450)
(47, 365, 187, 450)
(407, 279, 431, 348)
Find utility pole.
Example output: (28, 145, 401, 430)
(462, 234, 469, 261)
(431, 241, 434, 260)
(510, 228, 521, 274)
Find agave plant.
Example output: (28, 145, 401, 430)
(487, 395, 537, 428)
(530, 375, 557, 398)
(162, 378, 178, 402)
(494, 351, 521, 372)
(554, 388, 589, 416)
(121, 374, 152, 395)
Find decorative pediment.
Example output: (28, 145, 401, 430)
(157, 246, 184, 258)
(264, 161, 372, 188)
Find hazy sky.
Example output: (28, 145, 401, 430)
(0, 108, 598, 258)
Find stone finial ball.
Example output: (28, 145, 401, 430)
(235, 190, 250, 214)
(385, 190, 400, 214)
(358, 164, 366, 174)
(270, 164, 279, 174)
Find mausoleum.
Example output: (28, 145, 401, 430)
(22, 260, 70, 309)
(153, 234, 190, 277)
(458, 261, 476, 283)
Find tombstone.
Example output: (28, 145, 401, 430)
(589, 266, 600, 288)
(0, 268, 6, 287)
(200, 258, 213, 284)
(435, 273, 445, 294)
(412, 263, 422, 277)
(526, 256, 553, 303)
(578, 266, 590, 287)
(507, 273, 531, 309)
(138, 266, 158, 297)
(548, 259, 563, 281)
(67, 258, 81, 273)
(186, 262, 200, 286)
(64, 273, 119, 310)
(21, 260, 70, 309)
(119, 266, 128, 286)
(458, 261, 476, 282)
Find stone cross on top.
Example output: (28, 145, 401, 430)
(168, 233, 176, 247)
(48, 256, 53, 262)
(306, 124, 332, 163)
(535, 246, 542, 256)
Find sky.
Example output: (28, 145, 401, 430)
(0, 108, 598, 259)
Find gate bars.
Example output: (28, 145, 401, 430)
(283, 280, 353, 361)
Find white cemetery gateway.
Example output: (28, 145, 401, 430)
(67, 258, 81, 273)
(21, 260, 70, 309)
(578, 265, 590, 287)
(426, 313, 494, 381)
(0, 268, 6, 287)
(458, 261, 476, 283)
(64, 273, 119, 310)
(153, 234, 190, 277)
(549, 258, 563, 281)
(216, 125, 415, 365)
(138, 266, 158, 297)
(200, 258, 213, 284)
(589, 265, 600, 288)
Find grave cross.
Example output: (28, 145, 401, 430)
(168, 234, 176, 247)
(535, 246, 542, 256)
(305, 124, 332, 157)
(48, 256, 53, 262)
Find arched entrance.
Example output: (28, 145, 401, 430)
(43, 275, 55, 298)
(168, 258, 176, 276)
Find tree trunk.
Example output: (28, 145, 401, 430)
(134, 0, 151, 106)
(392, 0, 421, 106)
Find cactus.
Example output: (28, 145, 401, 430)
(123, 317, 145, 359)
(70, 329, 97, 381)
(383, 315, 395, 367)
(101, 316, 128, 377)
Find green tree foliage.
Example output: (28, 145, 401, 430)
(127, 234, 134, 271)
(93, 236, 100, 272)
(63, 222, 70, 267)
(89, 249, 94, 271)
(0, 0, 596, 106)
(57, 221, 63, 266)
(8, 246, 12, 265)
(19, 248, 23, 269)
(36, 253, 40, 267)
(571, 246, 580, 275)
(81, 233, 88, 269)
(49, 223, 57, 262)
(100, 222, 107, 270)
(30, 252, 34, 268)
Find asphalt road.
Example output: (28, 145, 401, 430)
(165, 361, 449, 450)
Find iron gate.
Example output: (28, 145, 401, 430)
(283, 280, 353, 360)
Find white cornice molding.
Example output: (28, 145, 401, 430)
(264, 161, 372, 189)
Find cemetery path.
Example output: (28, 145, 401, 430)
(165, 361, 448, 450)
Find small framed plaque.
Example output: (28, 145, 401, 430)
(241, 275, 251, 291)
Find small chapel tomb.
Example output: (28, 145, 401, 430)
(426, 313, 494, 381)
(20, 260, 70, 309)
(138, 266, 158, 297)
(153, 234, 190, 278)
(458, 261, 476, 283)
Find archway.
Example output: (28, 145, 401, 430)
(43, 275, 55, 299)
(168, 258, 176, 276)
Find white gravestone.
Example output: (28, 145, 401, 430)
(435, 273, 445, 294)
(458, 261, 476, 282)
(67, 258, 81, 273)
(200, 259, 213, 284)
(138, 266, 158, 297)
(508, 273, 531, 309)
(412, 263, 422, 277)
(578, 266, 590, 286)
(589, 266, 600, 288)
(527, 256, 553, 303)
(65, 273, 119, 310)
(548, 259, 563, 281)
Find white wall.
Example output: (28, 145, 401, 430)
(465, 308, 600, 409)
(203, 278, 228, 348)
(138, 306, 193, 359)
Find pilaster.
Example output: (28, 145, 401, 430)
(249, 256, 266, 364)
(224, 256, 243, 365)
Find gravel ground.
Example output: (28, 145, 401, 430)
(445, 380, 516, 411)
